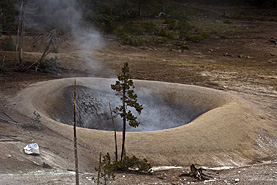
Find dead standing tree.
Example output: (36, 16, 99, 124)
(73, 79, 80, 185)
(109, 102, 118, 161)
(14, 0, 24, 66)
(27, 29, 57, 70)
(35, 29, 57, 71)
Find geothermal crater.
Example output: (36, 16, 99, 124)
(13, 77, 270, 166)
(51, 85, 214, 132)
(52, 86, 192, 131)
(21, 77, 233, 132)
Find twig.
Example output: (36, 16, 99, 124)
(3, 111, 18, 123)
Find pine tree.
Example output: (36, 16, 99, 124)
(111, 62, 143, 160)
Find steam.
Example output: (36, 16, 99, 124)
(22, 0, 103, 70)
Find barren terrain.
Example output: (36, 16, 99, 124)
(0, 6, 277, 184)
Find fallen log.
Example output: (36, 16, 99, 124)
(3, 111, 18, 123)
(0, 116, 18, 124)
(179, 164, 210, 180)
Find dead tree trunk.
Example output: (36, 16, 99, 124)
(38, 30, 56, 64)
(14, 20, 20, 66)
(31, 30, 56, 71)
(97, 152, 102, 185)
(19, 23, 24, 65)
(109, 102, 118, 161)
(15, 0, 24, 66)
(73, 79, 79, 185)
(28, 30, 56, 70)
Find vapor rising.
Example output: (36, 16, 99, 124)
(52, 85, 192, 132)
(22, 0, 103, 70)
(20, 1, 190, 131)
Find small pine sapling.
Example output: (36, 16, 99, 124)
(111, 62, 143, 160)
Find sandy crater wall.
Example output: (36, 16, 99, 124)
(11, 77, 274, 168)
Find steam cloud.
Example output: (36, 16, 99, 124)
(22, 0, 102, 70)
(53, 86, 192, 132)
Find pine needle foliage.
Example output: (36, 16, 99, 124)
(95, 152, 152, 182)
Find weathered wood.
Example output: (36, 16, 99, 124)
(14, 0, 24, 66)
(3, 111, 18, 123)
(35, 29, 56, 71)
(0, 116, 18, 125)
(179, 164, 210, 181)
(38, 30, 56, 63)
(109, 102, 118, 161)
(28, 30, 57, 70)
(97, 152, 102, 185)
(73, 79, 79, 185)
(19, 23, 24, 65)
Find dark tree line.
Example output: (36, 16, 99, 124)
(1, 0, 276, 36)
(0, 0, 16, 33)
(176, 0, 277, 7)
(80, 0, 165, 18)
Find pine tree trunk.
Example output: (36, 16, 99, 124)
(121, 86, 126, 160)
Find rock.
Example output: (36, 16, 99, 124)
(223, 53, 231, 57)
(235, 178, 240, 183)
(24, 143, 40, 155)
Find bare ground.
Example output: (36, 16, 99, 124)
(0, 13, 277, 184)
